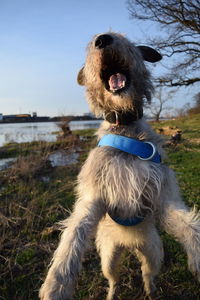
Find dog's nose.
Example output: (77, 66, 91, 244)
(95, 34, 113, 49)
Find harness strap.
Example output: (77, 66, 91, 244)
(108, 213, 144, 226)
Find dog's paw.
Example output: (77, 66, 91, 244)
(188, 255, 200, 282)
(39, 279, 73, 300)
(132, 288, 161, 300)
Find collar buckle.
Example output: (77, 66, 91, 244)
(137, 142, 156, 161)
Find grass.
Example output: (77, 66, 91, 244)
(0, 115, 200, 300)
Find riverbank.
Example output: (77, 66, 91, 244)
(0, 115, 200, 299)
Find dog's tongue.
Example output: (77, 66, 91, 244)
(109, 73, 126, 91)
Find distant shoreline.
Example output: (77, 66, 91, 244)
(0, 116, 103, 124)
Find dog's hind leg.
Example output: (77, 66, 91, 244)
(135, 228, 163, 298)
(96, 231, 124, 300)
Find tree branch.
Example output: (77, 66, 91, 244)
(127, 0, 200, 87)
(157, 77, 200, 87)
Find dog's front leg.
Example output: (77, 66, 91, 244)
(39, 196, 105, 300)
(160, 198, 200, 281)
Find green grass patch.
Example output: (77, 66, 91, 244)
(0, 119, 200, 299)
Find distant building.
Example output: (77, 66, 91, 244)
(2, 114, 32, 122)
(0, 114, 3, 121)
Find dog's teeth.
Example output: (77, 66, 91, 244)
(110, 84, 125, 92)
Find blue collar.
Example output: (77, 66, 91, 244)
(98, 134, 161, 163)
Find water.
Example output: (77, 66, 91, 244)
(0, 120, 102, 147)
(0, 157, 17, 170)
(48, 151, 79, 167)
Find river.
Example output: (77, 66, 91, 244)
(0, 120, 102, 147)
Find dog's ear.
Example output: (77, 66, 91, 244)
(77, 66, 85, 85)
(137, 46, 162, 63)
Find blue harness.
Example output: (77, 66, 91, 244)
(108, 213, 144, 226)
(98, 134, 161, 226)
(98, 134, 161, 163)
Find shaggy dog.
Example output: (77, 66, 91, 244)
(39, 32, 200, 300)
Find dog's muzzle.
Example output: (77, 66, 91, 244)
(95, 34, 129, 93)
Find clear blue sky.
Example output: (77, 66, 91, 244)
(0, 0, 198, 116)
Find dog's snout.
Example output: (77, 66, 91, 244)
(95, 34, 113, 49)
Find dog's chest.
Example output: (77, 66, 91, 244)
(92, 148, 163, 216)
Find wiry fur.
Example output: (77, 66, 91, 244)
(39, 32, 200, 300)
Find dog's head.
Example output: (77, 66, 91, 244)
(77, 32, 162, 118)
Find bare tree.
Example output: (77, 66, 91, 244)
(145, 87, 174, 121)
(127, 0, 200, 87)
(188, 92, 200, 114)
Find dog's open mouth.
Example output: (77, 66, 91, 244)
(108, 73, 127, 92)
(102, 70, 129, 94)
(100, 54, 130, 94)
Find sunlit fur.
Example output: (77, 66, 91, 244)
(39, 32, 200, 300)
